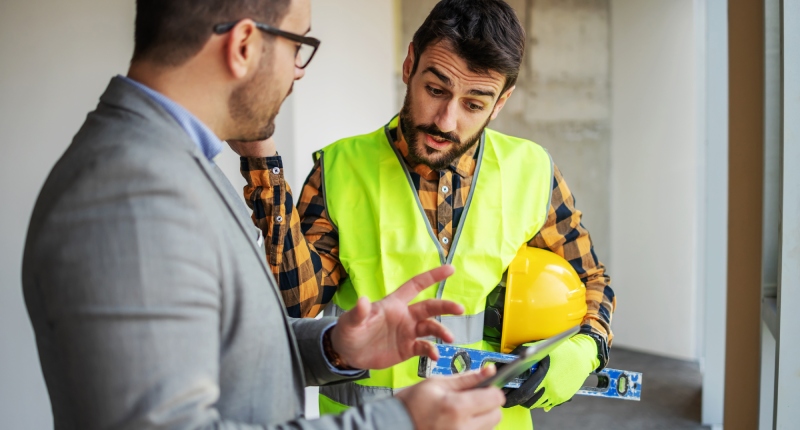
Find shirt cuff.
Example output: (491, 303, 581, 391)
(579, 326, 610, 371)
(321, 322, 363, 376)
(239, 155, 283, 171)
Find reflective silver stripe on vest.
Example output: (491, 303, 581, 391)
(320, 382, 401, 407)
(323, 302, 346, 317)
(440, 311, 485, 345)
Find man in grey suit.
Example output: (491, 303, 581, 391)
(21, 0, 506, 429)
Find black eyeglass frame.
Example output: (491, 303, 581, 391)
(213, 21, 320, 69)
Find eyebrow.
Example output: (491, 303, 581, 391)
(424, 66, 453, 87)
(469, 88, 496, 98)
(423, 66, 496, 99)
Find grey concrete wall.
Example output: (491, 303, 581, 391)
(397, 0, 612, 262)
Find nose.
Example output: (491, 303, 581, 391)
(294, 65, 306, 81)
(434, 100, 458, 133)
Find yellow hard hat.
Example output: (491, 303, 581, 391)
(484, 246, 587, 353)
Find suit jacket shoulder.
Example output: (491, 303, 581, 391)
(22, 77, 411, 430)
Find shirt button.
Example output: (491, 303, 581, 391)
(272, 167, 281, 175)
(275, 215, 283, 223)
(442, 186, 450, 193)
(442, 237, 450, 245)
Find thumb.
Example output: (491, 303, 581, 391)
(437, 364, 497, 391)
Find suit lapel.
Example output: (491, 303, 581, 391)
(103, 77, 306, 385)
(192, 155, 272, 277)
(200, 159, 311, 393)
(103, 77, 273, 281)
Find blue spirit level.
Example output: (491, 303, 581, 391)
(418, 344, 642, 401)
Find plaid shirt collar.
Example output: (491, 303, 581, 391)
(395, 120, 478, 180)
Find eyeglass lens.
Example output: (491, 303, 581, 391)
(296, 43, 315, 68)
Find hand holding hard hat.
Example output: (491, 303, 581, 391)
(485, 246, 599, 410)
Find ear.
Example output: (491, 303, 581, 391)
(402, 43, 415, 85)
(490, 85, 516, 120)
(224, 19, 262, 80)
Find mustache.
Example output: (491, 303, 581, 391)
(415, 123, 461, 145)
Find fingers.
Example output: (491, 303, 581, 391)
(399, 369, 504, 430)
(509, 343, 532, 355)
(436, 364, 496, 390)
(526, 389, 548, 409)
(409, 299, 464, 320)
(413, 318, 454, 344)
(412, 340, 440, 361)
(447, 386, 506, 418)
(507, 386, 545, 409)
(226, 137, 277, 157)
(504, 355, 549, 408)
(427, 369, 505, 422)
(389, 265, 455, 304)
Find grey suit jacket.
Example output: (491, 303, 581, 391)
(22, 77, 413, 430)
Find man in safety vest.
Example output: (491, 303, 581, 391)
(230, 0, 616, 428)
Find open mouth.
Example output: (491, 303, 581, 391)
(424, 133, 453, 150)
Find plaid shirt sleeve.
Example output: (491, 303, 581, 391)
(240, 156, 342, 318)
(529, 164, 616, 369)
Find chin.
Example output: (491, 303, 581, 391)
(416, 153, 445, 170)
(258, 122, 276, 141)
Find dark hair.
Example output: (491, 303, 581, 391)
(133, 0, 292, 66)
(411, 0, 525, 93)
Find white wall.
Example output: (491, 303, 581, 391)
(609, 0, 700, 360)
(0, 1, 136, 427)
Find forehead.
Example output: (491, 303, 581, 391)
(280, 0, 311, 30)
(417, 41, 505, 93)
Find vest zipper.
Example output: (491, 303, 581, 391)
(383, 123, 486, 330)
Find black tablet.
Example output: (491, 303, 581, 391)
(474, 325, 580, 389)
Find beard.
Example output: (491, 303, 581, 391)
(227, 55, 283, 142)
(398, 88, 491, 171)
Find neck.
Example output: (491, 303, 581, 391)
(127, 60, 230, 139)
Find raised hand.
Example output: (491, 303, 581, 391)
(330, 265, 464, 370)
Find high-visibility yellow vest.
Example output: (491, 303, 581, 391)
(316, 116, 553, 429)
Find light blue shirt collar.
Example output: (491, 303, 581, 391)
(119, 75, 223, 161)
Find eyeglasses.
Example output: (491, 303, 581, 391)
(213, 21, 321, 69)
